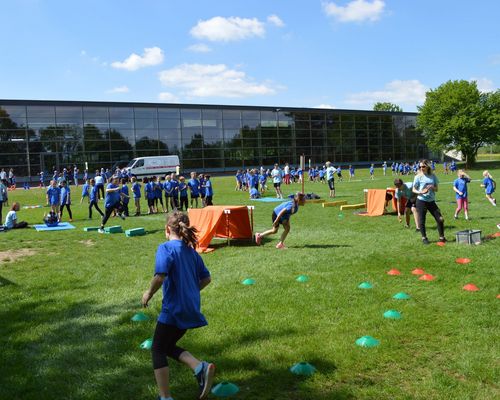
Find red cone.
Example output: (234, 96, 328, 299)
(387, 269, 401, 275)
(456, 258, 471, 264)
(419, 274, 436, 281)
(412, 268, 425, 275)
(463, 283, 479, 291)
(436, 241, 446, 247)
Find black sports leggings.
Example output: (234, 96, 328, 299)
(89, 200, 104, 218)
(101, 202, 123, 226)
(415, 199, 444, 239)
(152, 322, 187, 369)
(60, 204, 72, 219)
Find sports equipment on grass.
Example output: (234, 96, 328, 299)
(241, 278, 255, 285)
(387, 269, 401, 275)
(23, 205, 42, 209)
(412, 268, 425, 275)
(340, 203, 366, 211)
(436, 241, 446, 247)
(296, 275, 309, 283)
(305, 199, 325, 204)
(33, 222, 75, 231)
(140, 338, 153, 349)
(322, 200, 347, 207)
(393, 292, 411, 300)
(419, 274, 436, 281)
(383, 310, 402, 319)
(131, 312, 149, 322)
(249, 197, 285, 202)
(83, 227, 100, 232)
(211, 381, 240, 397)
(125, 227, 146, 237)
(463, 283, 479, 291)
(358, 282, 373, 289)
(456, 258, 471, 264)
(104, 225, 123, 234)
(355, 336, 380, 347)
(290, 362, 317, 376)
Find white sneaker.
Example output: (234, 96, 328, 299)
(98, 228, 105, 233)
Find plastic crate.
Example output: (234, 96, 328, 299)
(455, 229, 481, 245)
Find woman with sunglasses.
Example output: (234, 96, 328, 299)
(412, 160, 446, 244)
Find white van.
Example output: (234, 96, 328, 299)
(126, 156, 180, 178)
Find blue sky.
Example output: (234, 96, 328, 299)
(1, 0, 498, 111)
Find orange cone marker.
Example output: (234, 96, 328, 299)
(387, 269, 401, 276)
(463, 283, 479, 291)
(412, 268, 425, 275)
(419, 274, 436, 281)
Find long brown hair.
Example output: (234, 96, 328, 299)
(167, 211, 198, 248)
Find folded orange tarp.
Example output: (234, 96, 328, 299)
(188, 206, 253, 252)
(365, 189, 387, 216)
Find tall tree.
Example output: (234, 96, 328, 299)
(417, 80, 500, 167)
(373, 102, 403, 112)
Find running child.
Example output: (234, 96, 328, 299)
(131, 177, 142, 216)
(141, 211, 214, 400)
(394, 178, 419, 230)
(453, 170, 471, 220)
(188, 172, 200, 208)
(349, 165, 355, 181)
(98, 176, 125, 233)
(255, 192, 305, 249)
(369, 164, 375, 180)
(88, 179, 104, 219)
(46, 180, 61, 215)
(481, 170, 496, 206)
(80, 179, 90, 204)
(59, 180, 73, 222)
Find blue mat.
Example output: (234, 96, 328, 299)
(250, 197, 287, 202)
(33, 222, 76, 231)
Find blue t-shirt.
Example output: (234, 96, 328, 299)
(395, 182, 413, 200)
(205, 180, 213, 196)
(188, 179, 200, 196)
(250, 174, 259, 187)
(453, 178, 469, 199)
(81, 183, 90, 197)
(105, 183, 121, 208)
(171, 180, 179, 197)
(273, 200, 298, 222)
(121, 184, 130, 204)
(47, 186, 61, 205)
(90, 185, 98, 202)
(154, 240, 210, 329)
(132, 182, 141, 199)
(369, 166, 374, 174)
(60, 186, 71, 205)
(483, 177, 495, 194)
(145, 182, 155, 200)
(164, 181, 172, 196)
(259, 174, 267, 183)
(413, 174, 439, 202)
(179, 182, 188, 197)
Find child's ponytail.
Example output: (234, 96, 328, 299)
(167, 211, 198, 248)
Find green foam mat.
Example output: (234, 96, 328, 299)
(104, 225, 123, 233)
(125, 228, 146, 237)
(83, 227, 100, 232)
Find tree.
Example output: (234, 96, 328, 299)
(417, 80, 500, 167)
(373, 102, 403, 112)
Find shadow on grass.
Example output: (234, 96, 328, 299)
(0, 275, 17, 286)
(293, 244, 352, 249)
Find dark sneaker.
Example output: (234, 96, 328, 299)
(422, 238, 430, 245)
(195, 361, 215, 399)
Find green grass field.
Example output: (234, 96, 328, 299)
(1, 163, 499, 400)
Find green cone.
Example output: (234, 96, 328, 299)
(393, 292, 411, 300)
(383, 310, 402, 319)
(355, 336, 380, 348)
(140, 338, 153, 350)
(338, 213, 344, 218)
(290, 362, 317, 376)
(211, 381, 240, 397)
(358, 282, 373, 289)
(296, 275, 310, 283)
(241, 278, 255, 285)
(131, 312, 149, 322)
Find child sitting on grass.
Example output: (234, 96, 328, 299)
(3, 202, 28, 229)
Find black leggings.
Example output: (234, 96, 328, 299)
(152, 322, 187, 369)
(60, 204, 72, 219)
(415, 199, 444, 239)
(101, 202, 123, 226)
(89, 200, 104, 218)
(179, 196, 188, 211)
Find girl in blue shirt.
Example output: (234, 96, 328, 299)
(59, 180, 73, 222)
(141, 211, 214, 400)
(131, 177, 142, 216)
(188, 172, 200, 208)
(255, 192, 305, 249)
(369, 164, 375, 180)
(412, 160, 446, 245)
(144, 178, 156, 214)
(481, 170, 496, 206)
(46, 180, 61, 215)
(99, 176, 125, 233)
(80, 180, 90, 204)
(88, 179, 104, 219)
(453, 170, 471, 220)
(204, 175, 213, 206)
(164, 175, 173, 213)
(155, 177, 166, 213)
(349, 165, 355, 181)
(178, 176, 188, 211)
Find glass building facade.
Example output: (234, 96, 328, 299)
(0, 100, 427, 177)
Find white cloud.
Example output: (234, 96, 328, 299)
(322, 0, 385, 23)
(106, 86, 130, 94)
(345, 80, 428, 108)
(187, 43, 212, 53)
(190, 16, 265, 42)
(80, 50, 86, 56)
(158, 92, 179, 102)
(111, 47, 164, 71)
(315, 104, 336, 109)
(158, 63, 279, 98)
(470, 77, 496, 93)
(267, 14, 285, 27)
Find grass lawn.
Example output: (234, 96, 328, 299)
(1, 163, 499, 400)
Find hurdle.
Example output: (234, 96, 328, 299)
(305, 199, 326, 204)
(322, 200, 348, 207)
(340, 203, 366, 211)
